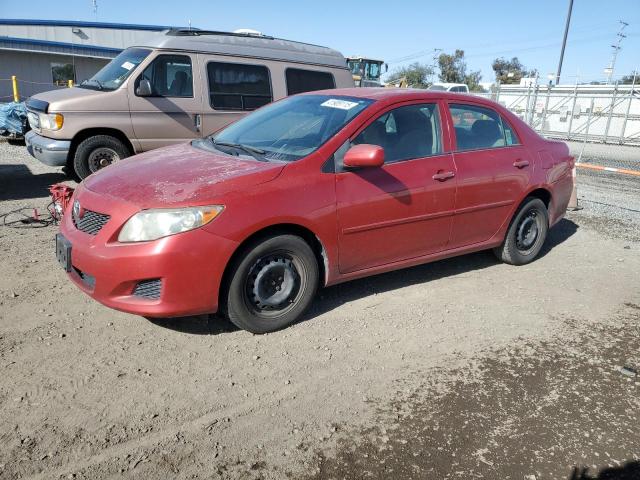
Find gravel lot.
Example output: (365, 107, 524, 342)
(0, 139, 639, 479)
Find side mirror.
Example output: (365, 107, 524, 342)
(136, 79, 152, 97)
(343, 144, 384, 169)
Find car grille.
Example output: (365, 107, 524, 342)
(73, 209, 110, 235)
(132, 279, 162, 300)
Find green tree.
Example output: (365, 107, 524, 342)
(387, 62, 434, 89)
(620, 72, 638, 84)
(492, 57, 537, 84)
(437, 50, 483, 91)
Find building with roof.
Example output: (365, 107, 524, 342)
(0, 19, 180, 100)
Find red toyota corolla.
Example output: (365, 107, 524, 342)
(56, 88, 574, 333)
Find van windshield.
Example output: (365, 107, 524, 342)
(200, 95, 374, 162)
(79, 47, 151, 91)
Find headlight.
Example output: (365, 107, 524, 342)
(39, 112, 64, 130)
(118, 205, 224, 242)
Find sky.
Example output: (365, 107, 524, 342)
(3, 0, 640, 84)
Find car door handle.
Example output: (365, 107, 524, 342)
(432, 171, 455, 181)
(513, 159, 530, 168)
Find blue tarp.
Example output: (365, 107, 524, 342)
(0, 102, 28, 136)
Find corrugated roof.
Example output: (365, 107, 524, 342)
(0, 19, 179, 31)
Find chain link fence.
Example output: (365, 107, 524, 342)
(474, 80, 640, 146)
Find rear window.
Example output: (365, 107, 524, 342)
(207, 62, 272, 111)
(286, 68, 335, 95)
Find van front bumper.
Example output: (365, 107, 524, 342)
(25, 130, 70, 167)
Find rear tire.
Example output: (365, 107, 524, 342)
(493, 197, 549, 265)
(223, 235, 319, 334)
(73, 135, 130, 180)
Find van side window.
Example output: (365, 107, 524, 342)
(207, 62, 272, 111)
(136, 55, 193, 97)
(286, 68, 336, 95)
(449, 103, 506, 151)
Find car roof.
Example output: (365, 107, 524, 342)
(132, 29, 348, 69)
(303, 87, 486, 103)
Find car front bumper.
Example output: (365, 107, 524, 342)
(25, 130, 71, 167)
(59, 187, 238, 318)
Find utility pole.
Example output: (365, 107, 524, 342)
(555, 0, 574, 86)
(92, 0, 98, 19)
(605, 20, 628, 84)
(431, 48, 442, 83)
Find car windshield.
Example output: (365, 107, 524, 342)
(78, 47, 151, 91)
(204, 95, 374, 162)
(427, 85, 447, 91)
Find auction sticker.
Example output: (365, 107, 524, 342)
(321, 99, 360, 110)
(121, 61, 135, 70)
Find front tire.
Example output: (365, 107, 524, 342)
(73, 135, 130, 180)
(223, 235, 319, 334)
(494, 197, 549, 265)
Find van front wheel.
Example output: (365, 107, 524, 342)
(73, 135, 130, 179)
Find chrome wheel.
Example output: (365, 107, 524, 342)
(87, 147, 120, 173)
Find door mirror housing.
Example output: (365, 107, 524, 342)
(136, 79, 152, 97)
(343, 144, 384, 169)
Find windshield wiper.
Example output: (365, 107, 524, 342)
(211, 139, 267, 162)
(81, 78, 104, 90)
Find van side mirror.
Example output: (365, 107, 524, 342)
(136, 79, 152, 97)
(343, 144, 384, 169)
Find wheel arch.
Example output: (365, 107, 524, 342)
(524, 187, 552, 209)
(67, 128, 135, 170)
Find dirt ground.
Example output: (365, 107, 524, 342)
(1, 140, 639, 480)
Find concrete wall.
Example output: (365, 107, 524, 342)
(0, 50, 109, 100)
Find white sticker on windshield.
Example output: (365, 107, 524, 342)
(321, 99, 360, 110)
(121, 61, 135, 70)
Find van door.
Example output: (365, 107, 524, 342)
(128, 52, 203, 151)
(199, 55, 274, 137)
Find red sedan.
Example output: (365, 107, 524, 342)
(56, 89, 574, 333)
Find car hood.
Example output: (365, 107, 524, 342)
(30, 86, 114, 112)
(83, 142, 285, 209)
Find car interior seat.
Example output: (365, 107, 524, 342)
(471, 119, 504, 148)
(391, 109, 433, 162)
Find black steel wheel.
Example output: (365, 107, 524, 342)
(494, 197, 549, 265)
(223, 234, 319, 333)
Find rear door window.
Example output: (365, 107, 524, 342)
(207, 62, 272, 111)
(501, 117, 520, 145)
(449, 104, 506, 151)
(286, 68, 335, 95)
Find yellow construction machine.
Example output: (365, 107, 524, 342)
(347, 57, 387, 87)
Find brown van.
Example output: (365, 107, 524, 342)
(25, 29, 354, 178)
